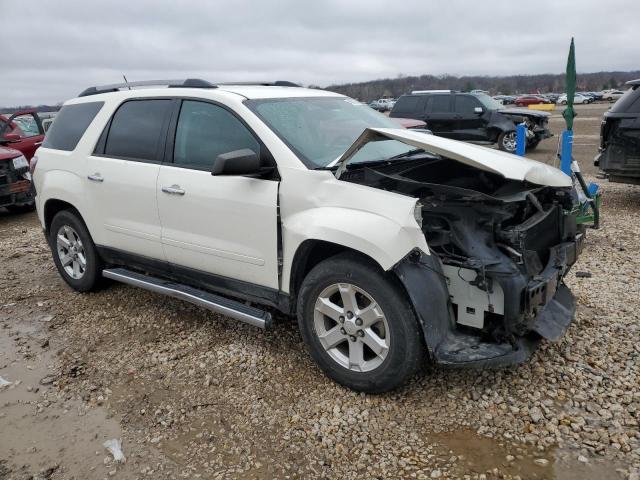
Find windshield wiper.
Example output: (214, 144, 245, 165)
(389, 148, 426, 160)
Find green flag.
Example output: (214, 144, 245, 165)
(562, 37, 577, 130)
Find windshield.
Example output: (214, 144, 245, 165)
(472, 93, 504, 111)
(245, 97, 418, 168)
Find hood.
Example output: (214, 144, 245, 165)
(0, 145, 21, 161)
(334, 128, 571, 187)
(498, 107, 551, 119)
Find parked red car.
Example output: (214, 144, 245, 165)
(513, 95, 551, 107)
(390, 117, 428, 130)
(0, 110, 46, 161)
(0, 145, 35, 213)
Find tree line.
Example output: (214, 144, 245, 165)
(323, 71, 640, 101)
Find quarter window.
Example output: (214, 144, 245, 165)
(392, 96, 426, 114)
(173, 100, 260, 170)
(42, 102, 104, 151)
(104, 100, 172, 161)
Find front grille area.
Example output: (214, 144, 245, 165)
(501, 206, 562, 275)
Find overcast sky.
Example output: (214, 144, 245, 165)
(2, 0, 638, 106)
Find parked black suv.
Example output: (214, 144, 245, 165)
(390, 91, 553, 153)
(595, 79, 640, 185)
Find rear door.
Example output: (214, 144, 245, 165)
(157, 99, 279, 289)
(452, 94, 487, 141)
(87, 98, 173, 260)
(423, 94, 455, 137)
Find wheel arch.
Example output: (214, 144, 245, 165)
(43, 198, 81, 236)
(288, 239, 386, 314)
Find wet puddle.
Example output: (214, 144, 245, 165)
(433, 429, 625, 479)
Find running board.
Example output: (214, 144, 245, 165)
(102, 268, 272, 329)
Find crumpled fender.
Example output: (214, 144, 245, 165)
(279, 167, 429, 294)
(486, 110, 518, 136)
(392, 251, 454, 357)
(284, 206, 427, 269)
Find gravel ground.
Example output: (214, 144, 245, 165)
(1, 103, 639, 479)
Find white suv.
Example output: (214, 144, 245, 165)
(34, 79, 584, 392)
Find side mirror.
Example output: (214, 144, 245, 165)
(474, 107, 484, 114)
(212, 148, 261, 176)
(1, 133, 21, 142)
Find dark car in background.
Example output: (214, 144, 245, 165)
(595, 79, 640, 184)
(390, 91, 552, 152)
(0, 110, 46, 161)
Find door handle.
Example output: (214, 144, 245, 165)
(161, 185, 185, 196)
(87, 173, 104, 182)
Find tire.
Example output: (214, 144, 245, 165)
(497, 130, 517, 153)
(49, 210, 102, 292)
(296, 253, 425, 393)
(6, 202, 35, 214)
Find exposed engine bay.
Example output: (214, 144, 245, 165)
(340, 155, 584, 353)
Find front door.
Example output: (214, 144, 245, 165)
(452, 94, 487, 141)
(86, 99, 173, 260)
(157, 99, 279, 289)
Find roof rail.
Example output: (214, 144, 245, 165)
(217, 81, 301, 87)
(78, 78, 217, 97)
(625, 79, 640, 86)
(410, 90, 453, 95)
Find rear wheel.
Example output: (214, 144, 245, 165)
(49, 210, 102, 292)
(297, 253, 425, 393)
(498, 130, 517, 153)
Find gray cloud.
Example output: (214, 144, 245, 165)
(2, 0, 638, 105)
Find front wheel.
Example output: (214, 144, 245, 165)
(297, 253, 425, 393)
(498, 130, 517, 153)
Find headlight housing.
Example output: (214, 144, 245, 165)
(12, 155, 29, 170)
(414, 202, 423, 228)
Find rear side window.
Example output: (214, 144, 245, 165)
(392, 96, 426, 114)
(173, 100, 260, 170)
(426, 95, 451, 113)
(42, 102, 104, 151)
(104, 100, 172, 161)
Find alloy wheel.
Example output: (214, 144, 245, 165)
(56, 225, 87, 279)
(502, 132, 517, 152)
(313, 283, 390, 372)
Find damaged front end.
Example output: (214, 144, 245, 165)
(338, 129, 583, 367)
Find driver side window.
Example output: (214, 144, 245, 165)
(173, 100, 260, 171)
(455, 95, 481, 115)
